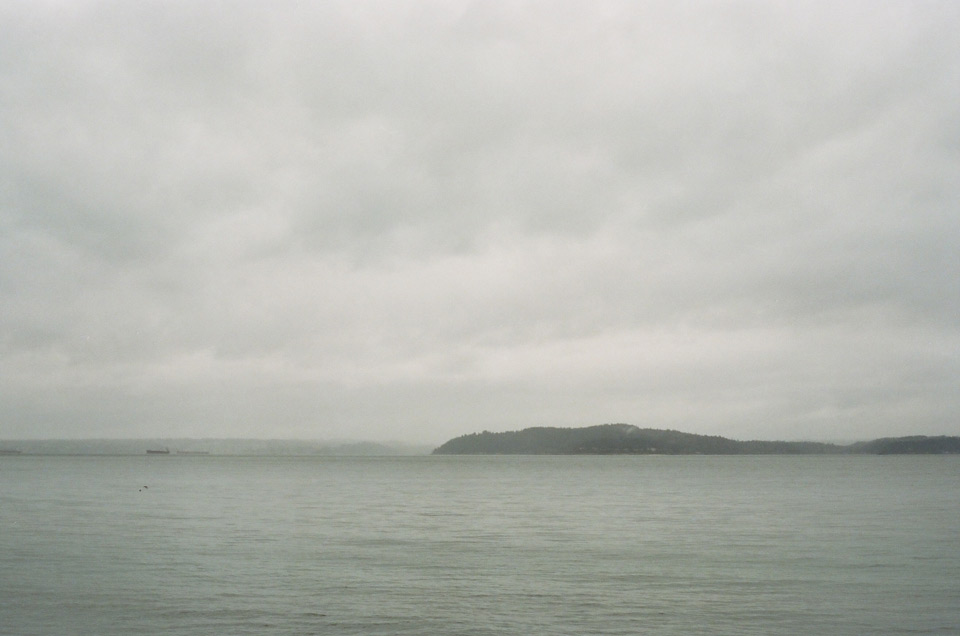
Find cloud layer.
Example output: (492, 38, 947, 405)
(2, 1, 958, 442)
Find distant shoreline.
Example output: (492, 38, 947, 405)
(0, 439, 434, 457)
(432, 424, 960, 455)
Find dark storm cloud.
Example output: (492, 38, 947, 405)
(1, 1, 958, 442)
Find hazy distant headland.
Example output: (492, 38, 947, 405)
(0, 439, 432, 456)
(432, 424, 960, 455)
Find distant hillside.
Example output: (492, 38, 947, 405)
(844, 436, 960, 455)
(432, 425, 960, 455)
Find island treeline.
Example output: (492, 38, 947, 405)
(432, 424, 960, 455)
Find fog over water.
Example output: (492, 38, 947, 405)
(1, 1, 958, 443)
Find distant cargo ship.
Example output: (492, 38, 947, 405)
(146, 448, 170, 455)
(0, 449, 22, 455)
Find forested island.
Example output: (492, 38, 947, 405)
(432, 424, 960, 455)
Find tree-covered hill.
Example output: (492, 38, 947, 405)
(432, 424, 960, 455)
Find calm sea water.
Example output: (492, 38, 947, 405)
(2, 454, 958, 635)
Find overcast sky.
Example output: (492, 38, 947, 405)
(1, 0, 958, 443)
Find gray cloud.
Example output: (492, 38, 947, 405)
(2, 0, 958, 443)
